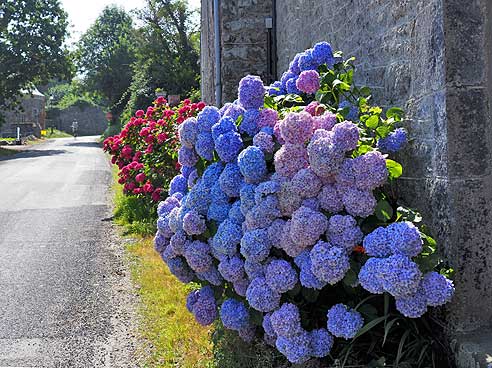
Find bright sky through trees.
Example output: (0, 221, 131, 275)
(61, 0, 200, 44)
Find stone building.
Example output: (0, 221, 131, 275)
(0, 88, 46, 138)
(201, 0, 492, 366)
(46, 104, 108, 136)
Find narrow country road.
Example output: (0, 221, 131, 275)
(0, 137, 137, 367)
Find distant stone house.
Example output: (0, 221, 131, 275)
(0, 87, 46, 138)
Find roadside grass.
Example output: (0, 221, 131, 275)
(0, 147, 16, 157)
(110, 163, 214, 367)
(44, 128, 72, 138)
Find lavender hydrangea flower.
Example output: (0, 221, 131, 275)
(274, 144, 309, 178)
(166, 257, 195, 283)
(246, 277, 281, 312)
(156, 216, 172, 239)
(291, 168, 322, 198)
(169, 230, 188, 255)
(197, 106, 221, 133)
(327, 304, 364, 339)
(178, 146, 199, 167)
(265, 260, 298, 293)
(341, 186, 377, 218)
(218, 254, 245, 282)
(238, 146, 268, 184)
(286, 77, 302, 95)
(270, 303, 302, 337)
(211, 116, 237, 141)
(223, 103, 246, 122)
(214, 131, 243, 163)
(169, 174, 188, 196)
(183, 240, 213, 273)
(258, 108, 278, 129)
(182, 210, 206, 235)
(240, 228, 272, 262)
(267, 219, 286, 249)
(308, 134, 344, 178)
(317, 183, 344, 213)
(276, 180, 303, 216)
(327, 215, 363, 252)
(219, 163, 243, 198)
(296, 70, 320, 94)
(178, 117, 198, 148)
(220, 298, 250, 331)
(262, 313, 275, 337)
(279, 112, 313, 144)
(154, 230, 169, 254)
(395, 289, 428, 318)
(310, 241, 350, 284)
(190, 286, 217, 326)
(195, 132, 215, 161)
(276, 330, 311, 364)
(240, 109, 260, 136)
(332, 121, 359, 152)
(290, 206, 328, 247)
(386, 221, 423, 258)
(238, 75, 265, 109)
(244, 195, 281, 230)
(197, 266, 223, 286)
(244, 260, 265, 280)
(377, 128, 407, 153)
(295, 250, 327, 290)
(253, 131, 274, 153)
(309, 328, 334, 358)
(421, 271, 454, 306)
(233, 277, 250, 297)
(279, 220, 306, 257)
(313, 112, 337, 131)
(157, 196, 180, 217)
(350, 151, 388, 191)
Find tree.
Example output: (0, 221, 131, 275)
(123, 0, 200, 117)
(0, 0, 71, 123)
(76, 6, 137, 121)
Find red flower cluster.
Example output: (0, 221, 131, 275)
(104, 97, 206, 203)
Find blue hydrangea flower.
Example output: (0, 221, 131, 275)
(240, 228, 271, 262)
(166, 257, 195, 283)
(157, 215, 173, 238)
(190, 286, 217, 326)
(386, 221, 423, 258)
(210, 182, 229, 204)
(202, 162, 224, 186)
(262, 313, 275, 336)
(238, 75, 265, 110)
(265, 259, 298, 293)
(327, 215, 363, 252)
(317, 183, 344, 213)
(223, 104, 246, 122)
(180, 165, 194, 179)
(363, 227, 392, 257)
(214, 131, 243, 163)
(182, 182, 210, 215)
(312, 41, 334, 66)
(218, 254, 245, 282)
(212, 219, 243, 256)
(308, 135, 345, 178)
(169, 174, 188, 196)
(381, 254, 422, 297)
(245, 277, 281, 312)
(421, 271, 454, 307)
(157, 196, 180, 217)
(377, 128, 407, 153)
(309, 328, 334, 358)
(286, 77, 302, 95)
(220, 298, 250, 331)
(228, 200, 245, 224)
(195, 132, 215, 161)
(212, 117, 237, 142)
(291, 168, 322, 198)
(186, 289, 200, 312)
(395, 289, 428, 318)
(178, 117, 198, 148)
(233, 277, 250, 297)
(169, 230, 187, 254)
(182, 210, 206, 235)
(339, 100, 359, 121)
(240, 183, 257, 215)
(290, 206, 328, 247)
(219, 163, 243, 198)
(267, 81, 284, 96)
(197, 106, 221, 133)
(275, 330, 311, 364)
(154, 230, 169, 254)
(280, 71, 296, 91)
(207, 202, 231, 223)
(244, 260, 265, 280)
(327, 304, 364, 339)
(238, 146, 268, 184)
(270, 303, 302, 337)
(253, 131, 274, 153)
(244, 195, 281, 230)
(289, 53, 302, 75)
(178, 146, 199, 167)
(310, 241, 350, 284)
(358, 257, 386, 294)
(183, 240, 213, 273)
(240, 109, 260, 136)
(197, 266, 223, 286)
(294, 250, 327, 290)
(267, 219, 286, 249)
(298, 49, 316, 71)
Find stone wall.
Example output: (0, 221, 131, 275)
(48, 105, 107, 136)
(0, 95, 46, 138)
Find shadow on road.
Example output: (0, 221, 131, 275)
(0, 149, 68, 162)
(65, 141, 101, 148)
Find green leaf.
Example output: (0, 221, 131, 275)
(343, 268, 358, 287)
(386, 159, 403, 179)
(359, 86, 372, 97)
(383, 318, 400, 346)
(353, 316, 388, 339)
(376, 125, 390, 138)
(375, 200, 394, 221)
(332, 79, 351, 91)
(365, 115, 379, 129)
(386, 107, 405, 121)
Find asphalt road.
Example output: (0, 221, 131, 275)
(0, 137, 137, 367)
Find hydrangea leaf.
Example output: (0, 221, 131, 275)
(374, 200, 393, 222)
(386, 159, 403, 179)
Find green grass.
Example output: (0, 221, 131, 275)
(0, 147, 16, 157)
(0, 137, 15, 142)
(44, 128, 72, 138)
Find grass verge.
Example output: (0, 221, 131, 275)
(110, 163, 213, 367)
(44, 128, 73, 138)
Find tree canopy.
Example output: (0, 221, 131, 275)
(0, 0, 71, 122)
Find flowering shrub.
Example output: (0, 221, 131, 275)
(104, 97, 205, 204)
(153, 42, 454, 366)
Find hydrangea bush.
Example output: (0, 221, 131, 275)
(104, 97, 205, 204)
(153, 42, 454, 366)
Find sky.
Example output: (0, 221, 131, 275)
(61, 0, 201, 44)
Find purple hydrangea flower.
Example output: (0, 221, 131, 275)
(178, 117, 198, 148)
(291, 168, 322, 198)
(332, 121, 359, 152)
(154, 230, 169, 254)
(166, 257, 195, 283)
(238, 325, 256, 342)
(223, 103, 246, 122)
(253, 131, 274, 153)
(279, 112, 313, 144)
(341, 186, 377, 218)
(377, 128, 407, 153)
(351, 151, 388, 191)
(197, 266, 223, 286)
(313, 112, 337, 131)
(258, 108, 278, 129)
(274, 144, 309, 178)
(262, 313, 275, 336)
(421, 271, 454, 306)
(267, 219, 286, 249)
(233, 277, 250, 297)
(327, 304, 364, 339)
(157, 196, 180, 217)
(276, 180, 303, 217)
(190, 286, 217, 326)
(276, 330, 311, 364)
(220, 298, 250, 331)
(308, 134, 345, 178)
(290, 206, 328, 247)
(270, 303, 302, 337)
(183, 240, 213, 273)
(182, 210, 206, 235)
(327, 215, 363, 252)
(178, 146, 199, 167)
(386, 221, 423, 258)
(238, 75, 265, 109)
(309, 328, 334, 358)
(238, 146, 268, 184)
(295, 250, 327, 290)
(240, 228, 271, 262)
(296, 70, 320, 94)
(310, 241, 350, 284)
(244, 260, 265, 280)
(244, 195, 281, 230)
(246, 277, 281, 312)
(218, 254, 245, 282)
(265, 259, 298, 293)
(317, 183, 344, 213)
